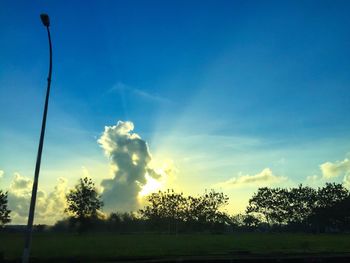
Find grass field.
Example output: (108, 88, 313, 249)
(1, 232, 350, 261)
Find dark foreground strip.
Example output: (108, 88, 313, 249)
(2, 254, 350, 263)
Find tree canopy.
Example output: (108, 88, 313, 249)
(65, 177, 103, 220)
(139, 189, 230, 232)
(0, 190, 11, 227)
(245, 183, 350, 231)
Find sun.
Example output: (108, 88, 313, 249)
(138, 173, 163, 197)
(138, 159, 174, 198)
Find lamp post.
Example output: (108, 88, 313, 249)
(22, 13, 53, 263)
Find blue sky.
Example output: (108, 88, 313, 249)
(1, 1, 350, 222)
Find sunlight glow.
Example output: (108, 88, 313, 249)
(138, 159, 176, 198)
(138, 173, 163, 197)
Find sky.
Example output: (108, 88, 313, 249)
(1, 0, 350, 224)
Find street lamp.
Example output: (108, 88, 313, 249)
(22, 13, 53, 263)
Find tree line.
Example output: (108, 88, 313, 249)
(1, 177, 350, 233)
(242, 183, 350, 232)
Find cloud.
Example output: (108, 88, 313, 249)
(305, 174, 322, 185)
(0, 170, 4, 179)
(110, 82, 171, 104)
(42, 177, 68, 220)
(7, 173, 68, 224)
(214, 168, 287, 189)
(132, 88, 171, 104)
(319, 157, 350, 189)
(98, 121, 168, 212)
(320, 158, 350, 179)
(344, 173, 350, 188)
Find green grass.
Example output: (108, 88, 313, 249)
(1, 232, 350, 260)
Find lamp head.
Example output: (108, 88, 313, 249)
(40, 14, 50, 27)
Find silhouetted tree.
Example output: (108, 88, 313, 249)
(107, 212, 141, 232)
(186, 190, 230, 225)
(241, 214, 260, 228)
(316, 183, 349, 208)
(246, 187, 289, 226)
(140, 189, 230, 232)
(285, 184, 317, 226)
(139, 189, 187, 232)
(230, 213, 245, 227)
(50, 182, 350, 234)
(307, 183, 350, 232)
(0, 190, 11, 227)
(321, 196, 350, 231)
(247, 183, 350, 231)
(66, 177, 103, 231)
(140, 190, 184, 220)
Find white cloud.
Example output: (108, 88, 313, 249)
(98, 120, 170, 212)
(7, 173, 68, 225)
(132, 88, 171, 104)
(42, 177, 68, 220)
(320, 158, 350, 179)
(0, 170, 4, 179)
(344, 174, 350, 188)
(306, 175, 319, 182)
(214, 168, 287, 189)
(303, 157, 350, 188)
(110, 82, 171, 104)
(305, 174, 322, 185)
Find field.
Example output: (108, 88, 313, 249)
(1, 232, 350, 261)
